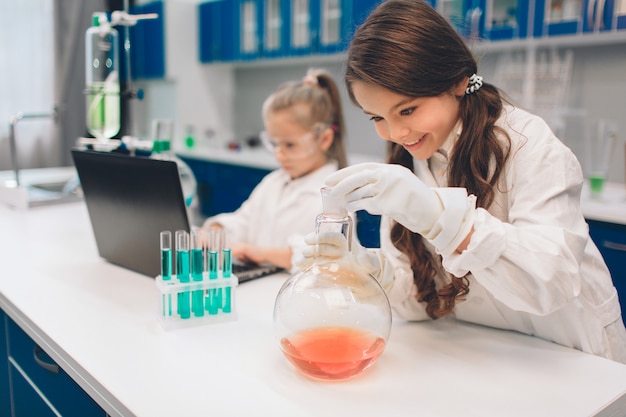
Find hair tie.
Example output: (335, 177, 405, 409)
(302, 74, 319, 87)
(465, 74, 483, 95)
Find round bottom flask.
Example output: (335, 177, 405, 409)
(273, 188, 391, 381)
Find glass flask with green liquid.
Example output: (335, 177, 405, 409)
(85, 12, 120, 140)
(273, 188, 392, 381)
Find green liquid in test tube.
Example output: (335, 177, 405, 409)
(222, 248, 232, 313)
(206, 251, 219, 315)
(160, 231, 173, 317)
(191, 229, 205, 317)
(176, 230, 191, 319)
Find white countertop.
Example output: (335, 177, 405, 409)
(175, 146, 383, 170)
(581, 181, 626, 225)
(1, 202, 626, 417)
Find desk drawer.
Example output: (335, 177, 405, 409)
(6, 319, 105, 417)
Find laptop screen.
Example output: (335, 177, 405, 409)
(72, 149, 190, 277)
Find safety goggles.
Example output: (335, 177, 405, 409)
(259, 130, 321, 159)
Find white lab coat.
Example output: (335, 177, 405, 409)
(376, 105, 626, 363)
(206, 161, 338, 267)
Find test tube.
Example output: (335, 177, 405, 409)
(176, 230, 191, 319)
(222, 248, 232, 313)
(191, 229, 205, 317)
(191, 229, 205, 282)
(160, 231, 172, 280)
(160, 231, 173, 317)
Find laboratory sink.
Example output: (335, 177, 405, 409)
(0, 167, 82, 209)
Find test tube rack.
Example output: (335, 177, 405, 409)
(156, 272, 238, 330)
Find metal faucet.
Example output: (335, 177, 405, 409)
(8, 107, 58, 187)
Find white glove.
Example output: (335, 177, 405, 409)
(297, 231, 382, 280)
(325, 162, 476, 255)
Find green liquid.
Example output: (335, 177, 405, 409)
(191, 248, 204, 281)
(176, 250, 191, 319)
(177, 250, 190, 282)
(590, 175, 605, 195)
(86, 81, 120, 139)
(191, 248, 205, 317)
(161, 248, 172, 280)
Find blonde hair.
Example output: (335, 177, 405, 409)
(262, 68, 348, 168)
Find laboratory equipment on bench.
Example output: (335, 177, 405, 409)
(150, 119, 197, 207)
(79, 8, 157, 151)
(156, 228, 238, 330)
(85, 12, 121, 142)
(585, 119, 618, 198)
(273, 188, 392, 381)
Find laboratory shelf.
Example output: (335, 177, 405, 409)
(472, 31, 626, 54)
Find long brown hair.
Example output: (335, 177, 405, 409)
(345, 0, 510, 318)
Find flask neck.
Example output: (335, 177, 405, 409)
(316, 187, 352, 251)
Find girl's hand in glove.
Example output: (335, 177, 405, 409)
(296, 231, 382, 280)
(324, 162, 443, 234)
(324, 162, 476, 255)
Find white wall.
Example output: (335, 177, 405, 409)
(0, 0, 57, 171)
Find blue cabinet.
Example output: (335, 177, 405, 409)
(587, 220, 626, 324)
(2, 314, 106, 417)
(197, 0, 384, 62)
(199, 0, 238, 62)
(0, 312, 9, 417)
(179, 156, 272, 217)
(117, 1, 166, 80)
(532, 0, 623, 36)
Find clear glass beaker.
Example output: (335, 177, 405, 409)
(273, 188, 392, 381)
(585, 119, 617, 198)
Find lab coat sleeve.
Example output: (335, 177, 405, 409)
(442, 114, 589, 315)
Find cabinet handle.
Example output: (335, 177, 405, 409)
(33, 346, 60, 374)
(603, 240, 626, 252)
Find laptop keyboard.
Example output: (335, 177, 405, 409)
(232, 262, 283, 282)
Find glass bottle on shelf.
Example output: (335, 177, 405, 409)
(273, 187, 392, 381)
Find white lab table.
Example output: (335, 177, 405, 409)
(1, 202, 626, 417)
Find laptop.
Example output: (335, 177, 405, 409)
(72, 149, 282, 281)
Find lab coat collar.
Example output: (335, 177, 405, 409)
(413, 119, 462, 187)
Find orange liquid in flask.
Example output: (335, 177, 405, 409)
(280, 326, 386, 381)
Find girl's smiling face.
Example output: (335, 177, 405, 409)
(350, 80, 465, 160)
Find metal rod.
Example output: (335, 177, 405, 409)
(8, 109, 57, 187)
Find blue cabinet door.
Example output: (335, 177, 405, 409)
(479, 0, 531, 40)
(130, 1, 166, 79)
(238, 0, 264, 60)
(199, 0, 238, 62)
(262, 0, 290, 58)
(117, 1, 166, 79)
(587, 220, 626, 324)
(533, 0, 587, 36)
(10, 362, 59, 417)
(0, 312, 9, 417)
(6, 319, 106, 417)
(180, 156, 271, 217)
